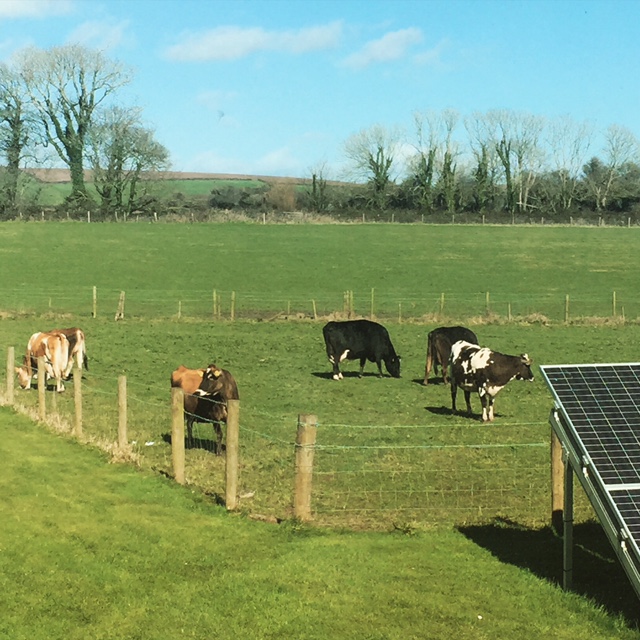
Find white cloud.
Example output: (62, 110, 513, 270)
(0, 0, 73, 18)
(66, 19, 131, 51)
(181, 145, 302, 178)
(413, 39, 449, 67)
(342, 27, 423, 70)
(165, 21, 343, 62)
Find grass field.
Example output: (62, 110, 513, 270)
(1, 222, 640, 528)
(4, 408, 640, 639)
(2, 221, 640, 636)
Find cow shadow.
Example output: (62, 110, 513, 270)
(423, 405, 500, 421)
(312, 371, 392, 380)
(459, 518, 640, 627)
(161, 432, 222, 454)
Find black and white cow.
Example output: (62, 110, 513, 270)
(322, 319, 401, 380)
(448, 340, 534, 422)
(423, 325, 478, 385)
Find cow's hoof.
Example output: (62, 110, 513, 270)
(332, 374, 341, 381)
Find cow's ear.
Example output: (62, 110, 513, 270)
(212, 368, 222, 378)
(521, 354, 532, 365)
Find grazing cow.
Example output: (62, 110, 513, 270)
(50, 327, 88, 379)
(170, 364, 239, 455)
(448, 340, 534, 422)
(15, 331, 70, 392)
(423, 326, 479, 385)
(322, 319, 401, 380)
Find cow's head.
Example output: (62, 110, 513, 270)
(199, 363, 225, 394)
(516, 354, 534, 381)
(14, 366, 32, 389)
(385, 354, 401, 378)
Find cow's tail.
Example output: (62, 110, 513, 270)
(424, 332, 434, 385)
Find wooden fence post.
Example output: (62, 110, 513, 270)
(225, 399, 240, 510)
(73, 365, 82, 437)
(565, 294, 570, 323)
(37, 356, 46, 421)
(551, 428, 564, 533)
(92, 285, 97, 318)
(231, 291, 236, 321)
(118, 375, 127, 448)
(370, 288, 375, 320)
(294, 414, 317, 521)
(171, 387, 185, 484)
(115, 291, 125, 320)
(6, 346, 14, 406)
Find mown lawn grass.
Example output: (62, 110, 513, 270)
(2, 407, 640, 639)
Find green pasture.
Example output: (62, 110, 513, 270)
(3, 221, 640, 635)
(20, 176, 267, 207)
(0, 221, 638, 321)
(3, 410, 640, 639)
(1, 222, 640, 530)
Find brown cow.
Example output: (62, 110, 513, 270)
(15, 331, 70, 392)
(423, 326, 478, 385)
(50, 327, 88, 379)
(170, 364, 239, 455)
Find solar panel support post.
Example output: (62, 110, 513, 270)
(563, 452, 574, 591)
(550, 426, 564, 534)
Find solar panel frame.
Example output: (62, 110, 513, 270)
(541, 363, 640, 599)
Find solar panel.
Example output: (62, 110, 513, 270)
(541, 363, 640, 598)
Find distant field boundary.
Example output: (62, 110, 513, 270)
(23, 167, 352, 186)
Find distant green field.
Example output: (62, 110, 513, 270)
(1, 222, 640, 530)
(0, 222, 638, 321)
(20, 175, 268, 207)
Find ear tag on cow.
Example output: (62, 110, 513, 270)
(214, 369, 222, 378)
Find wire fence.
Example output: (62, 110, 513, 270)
(0, 286, 636, 324)
(5, 350, 594, 530)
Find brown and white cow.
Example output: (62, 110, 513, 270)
(423, 325, 478, 385)
(50, 327, 88, 379)
(15, 331, 70, 392)
(448, 340, 534, 422)
(170, 364, 239, 455)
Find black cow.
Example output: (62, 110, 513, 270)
(423, 325, 478, 385)
(322, 319, 401, 380)
(448, 340, 534, 422)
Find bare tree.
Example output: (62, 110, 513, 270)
(343, 124, 403, 209)
(17, 45, 131, 202)
(583, 124, 639, 210)
(87, 106, 170, 218)
(465, 112, 500, 212)
(545, 116, 593, 212)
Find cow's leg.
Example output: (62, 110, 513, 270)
(440, 356, 448, 385)
(478, 392, 489, 421)
(464, 390, 473, 415)
(329, 355, 341, 380)
(186, 417, 194, 443)
(487, 397, 495, 422)
(424, 340, 432, 385)
(360, 357, 370, 377)
(373, 358, 385, 377)
(213, 422, 223, 456)
(450, 384, 458, 413)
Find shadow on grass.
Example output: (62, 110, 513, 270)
(161, 432, 222, 454)
(459, 517, 640, 627)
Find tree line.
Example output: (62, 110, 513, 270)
(1, 44, 639, 222)
(0, 44, 169, 220)
(327, 110, 640, 221)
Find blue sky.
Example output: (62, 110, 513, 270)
(1, 0, 639, 178)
